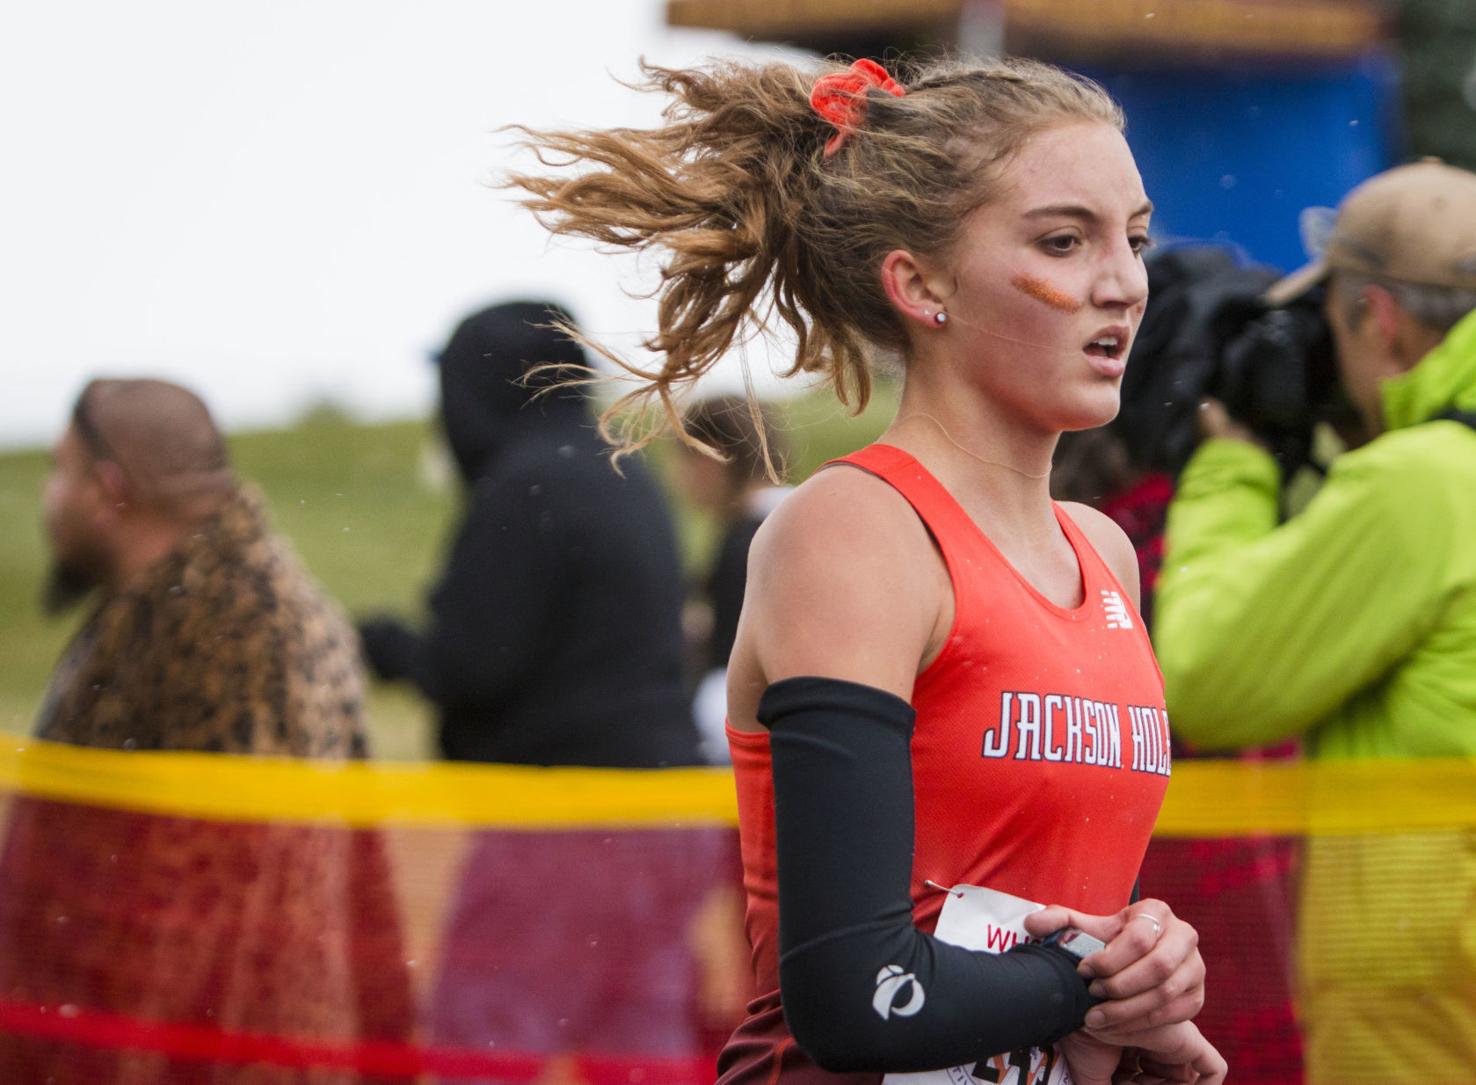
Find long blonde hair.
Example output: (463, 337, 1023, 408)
(508, 55, 1123, 457)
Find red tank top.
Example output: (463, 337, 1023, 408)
(718, 444, 1172, 1085)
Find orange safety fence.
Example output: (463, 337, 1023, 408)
(3, 740, 1476, 1084)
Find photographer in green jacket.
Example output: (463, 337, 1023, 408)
(1155, 160, 1476, 1083)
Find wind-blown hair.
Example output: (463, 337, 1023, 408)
(508, 55, 1123, 455)
(683, 394, 786, 492)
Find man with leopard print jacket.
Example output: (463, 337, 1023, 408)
(0, 379, 411, 1084)
(37, 377, 368, 756)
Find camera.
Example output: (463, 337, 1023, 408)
(1114, 245, 1343, 477)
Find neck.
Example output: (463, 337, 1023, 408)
(883, 378, 1059, 517)
(106, 513, 205, 593)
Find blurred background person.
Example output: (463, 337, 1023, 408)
(674, 394, 790, 763)
(1055, 243, 1316, 1076)
(36, 378, 369, 754)
(356, 302, 731, 1073)
(1153, 160, 1476, 1084)
(666, 395, 788, 1056)
(357, 300, 699, 768)
(0, 378, 412, 1083)
(1051, 426, 1171, 625)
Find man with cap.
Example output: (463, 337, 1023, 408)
(1153, 161, 1476, 1082)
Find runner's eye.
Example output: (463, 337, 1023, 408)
(1040, 234, 1081, 256)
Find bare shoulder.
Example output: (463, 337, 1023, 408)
(1059, 500, 1141, 610)
(749, 463, 921, 576)
(740, 463, 947, 699)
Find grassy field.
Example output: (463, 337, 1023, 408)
(0, 387, 897, 759)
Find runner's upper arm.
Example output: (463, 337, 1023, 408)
(742, 465, 945, 705)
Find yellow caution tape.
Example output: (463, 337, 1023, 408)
(0, 738, 736, 828)
(1, 738, 1473, 836)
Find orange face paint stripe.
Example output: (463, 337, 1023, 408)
(1010, 272, 1082, 313)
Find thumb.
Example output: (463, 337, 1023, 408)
(1196, 397, 1232, 437)
(1025, 906, 1127, 945)
(1023, 906, 1076, 938)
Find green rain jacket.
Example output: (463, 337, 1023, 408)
(1155, 308, 1476, 1085)
(1157, 308, 1476, 758)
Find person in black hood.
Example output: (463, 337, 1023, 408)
(358, 300, 699, 767)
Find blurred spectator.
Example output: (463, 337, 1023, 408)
(1155, 161, 1476, 1083)
(1, 378, 411, 1083)
(1051, 427, 1172, 627)
(352, 304, 732, 1076)
(36, 378, 368, 753)
(1055, 409, 1301, 1085)
(358, 300, 698, 767)
(674, 395, 790, 762)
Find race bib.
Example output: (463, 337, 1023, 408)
(882, 885, 1072, 1085)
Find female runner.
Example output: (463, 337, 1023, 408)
(512, 55, 1225, 1085)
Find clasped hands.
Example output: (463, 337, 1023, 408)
(1023, 901, 1226, 1085)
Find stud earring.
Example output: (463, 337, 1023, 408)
(934, 310, 948, 326)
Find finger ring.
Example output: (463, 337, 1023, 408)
(1131, 913, 1163, 940)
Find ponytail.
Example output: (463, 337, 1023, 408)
(506, 55, 1122, 461)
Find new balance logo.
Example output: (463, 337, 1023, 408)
(1100, 589, 1134, 630)
(872, 965, 926, 1020)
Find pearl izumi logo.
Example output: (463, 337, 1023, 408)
(872, 964, 925, 1020)
(1100, 589, 1134, 630)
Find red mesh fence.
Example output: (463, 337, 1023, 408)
(3, 748, 1472, 1085)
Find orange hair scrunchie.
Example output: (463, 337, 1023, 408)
(810, 58, 906, 159)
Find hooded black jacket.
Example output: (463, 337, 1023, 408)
(360, 302, 698, 767)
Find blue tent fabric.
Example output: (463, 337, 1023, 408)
(1081, 54, 1400, 273)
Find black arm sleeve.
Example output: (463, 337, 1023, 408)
(764, 676, 1097, 1073)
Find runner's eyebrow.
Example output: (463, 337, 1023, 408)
(1024, 201, 1155, 222)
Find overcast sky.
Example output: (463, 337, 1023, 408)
(3, 1, 809, 447)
